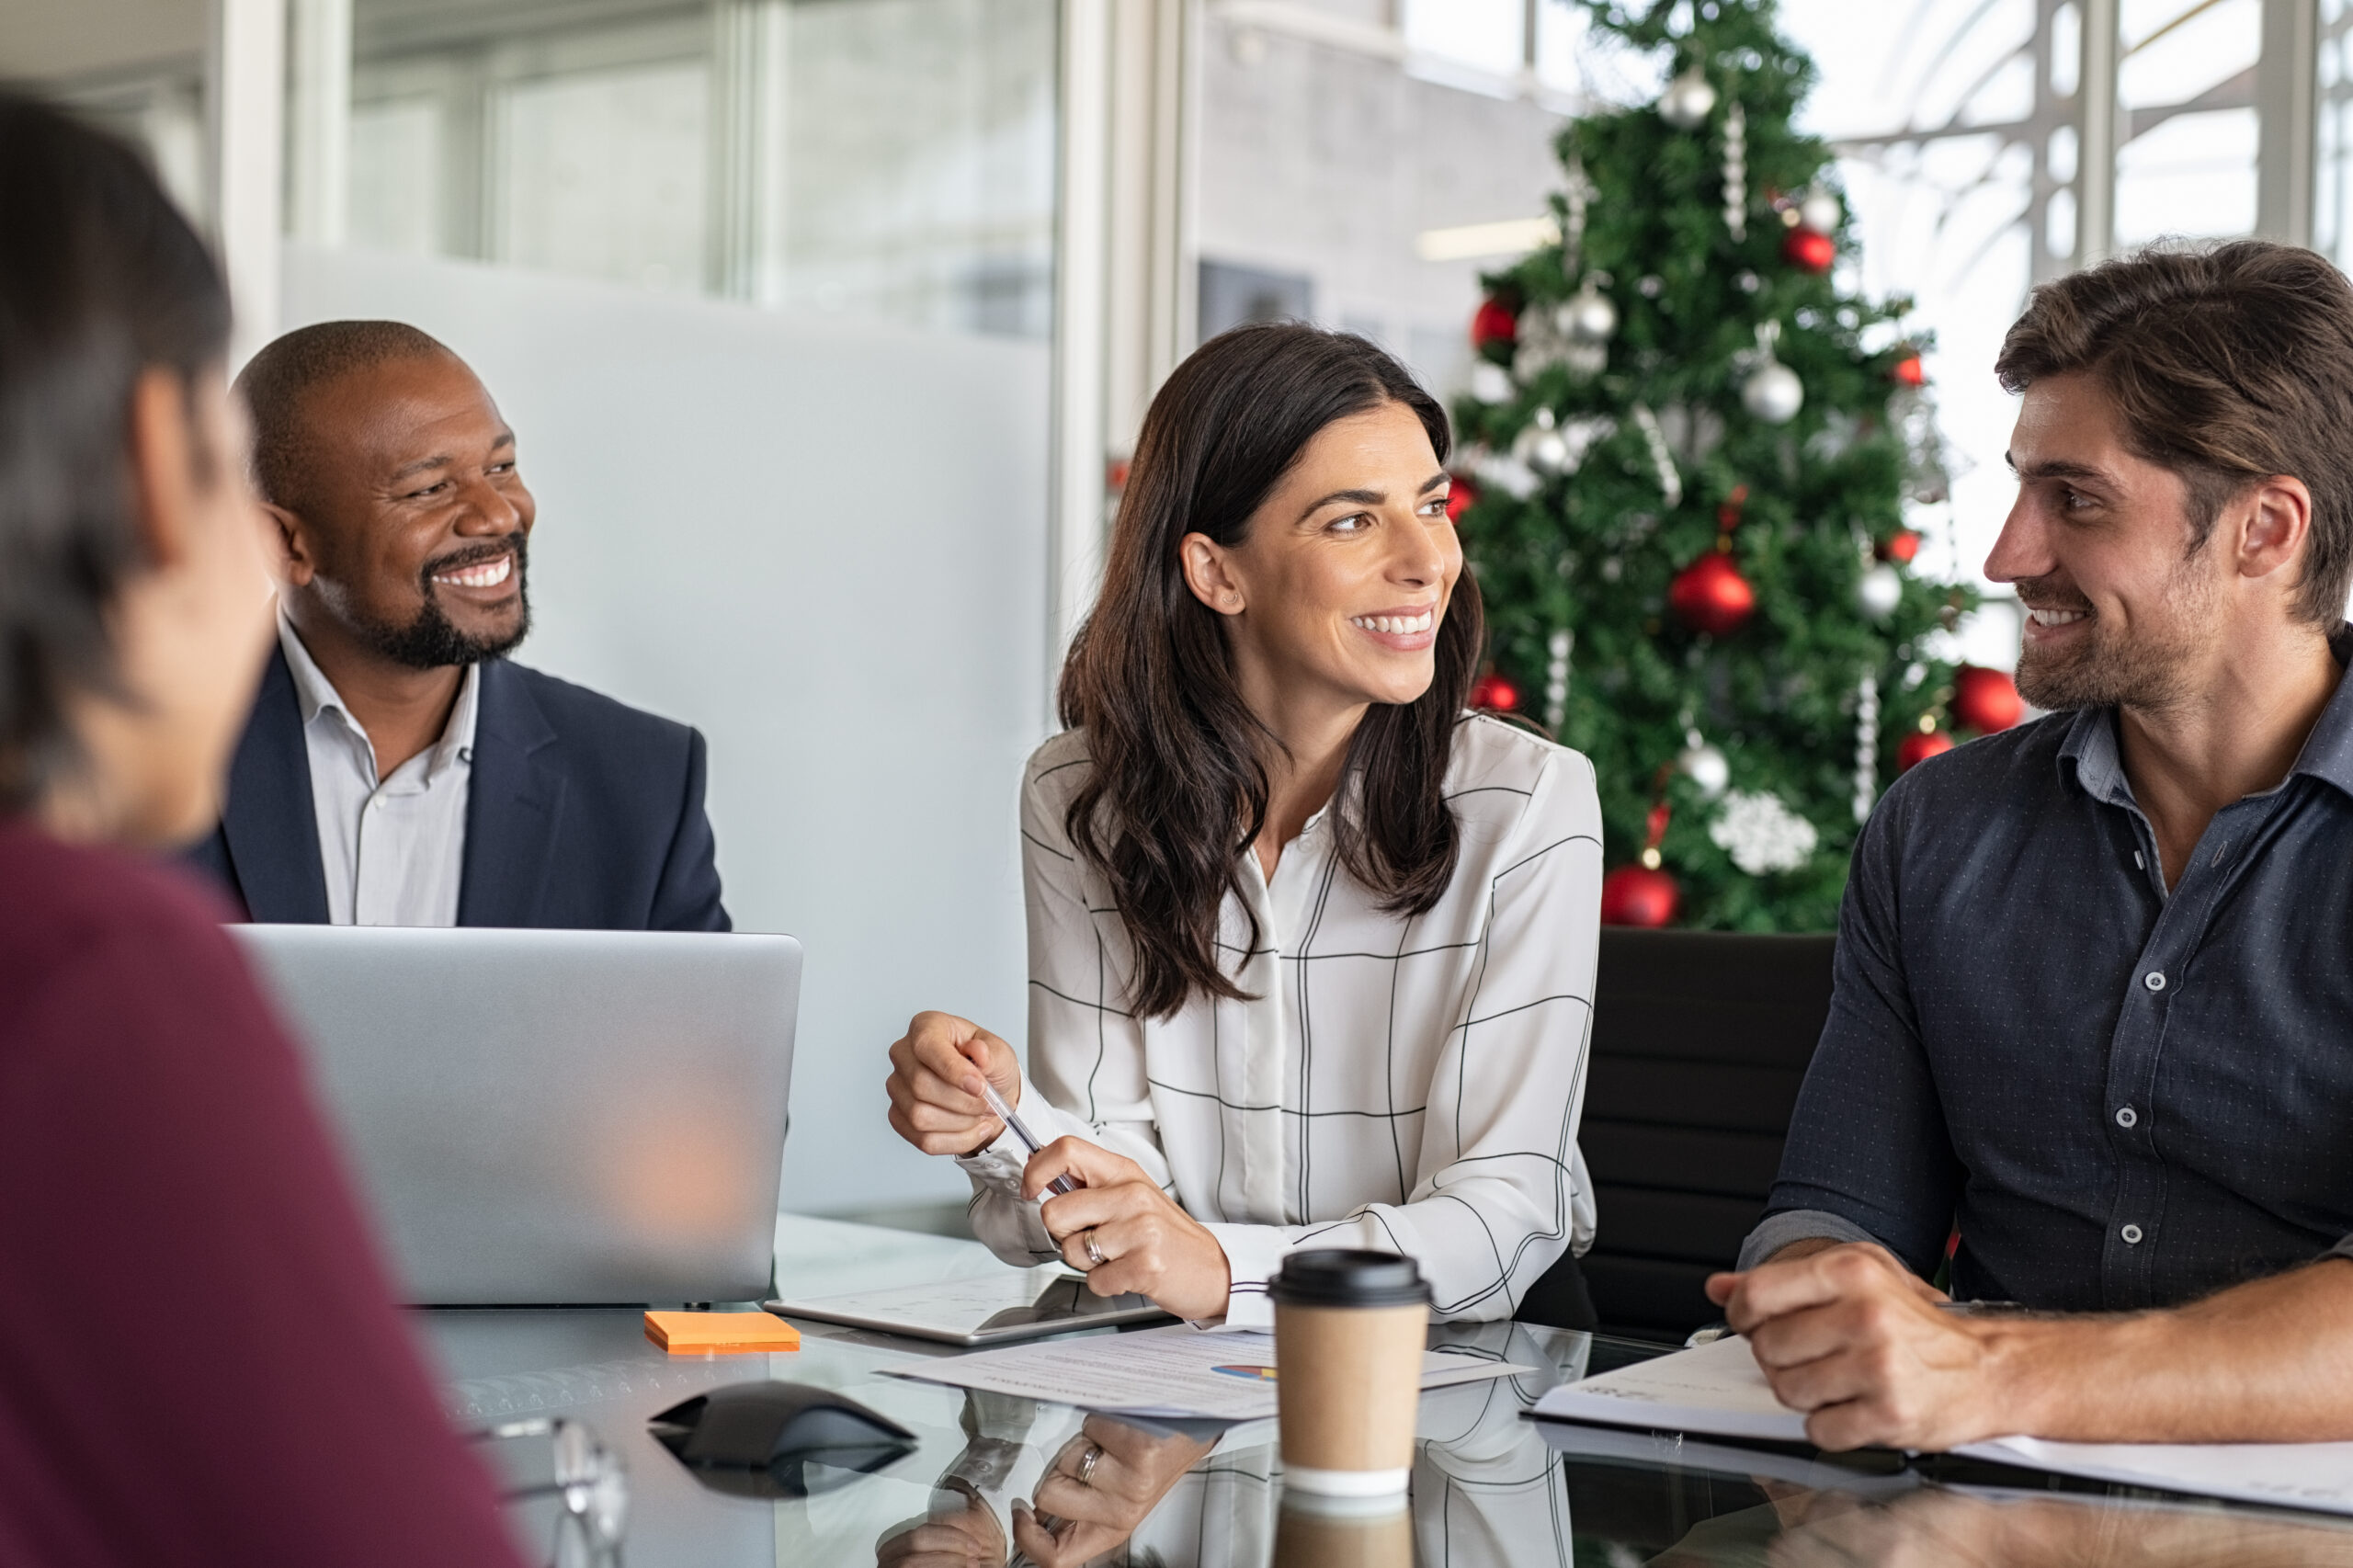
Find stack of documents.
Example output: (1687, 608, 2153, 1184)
(1531, 1335, 2353, 1517)
(894, 1323, 1534, 1421)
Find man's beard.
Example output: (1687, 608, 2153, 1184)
(2013, 553, 2215, 713)
(349, 537, 533, 671)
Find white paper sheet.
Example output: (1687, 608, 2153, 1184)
(1532, 1334, 1811, 1442)
(891, 1322, 1536, 1420)
(1530, 1335, 2353, 1517)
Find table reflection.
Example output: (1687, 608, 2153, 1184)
(871, 1323, 1581, 1568)
(864, 1318, 2353, 1568)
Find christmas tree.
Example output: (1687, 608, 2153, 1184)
(1451, 0, 2015, 932)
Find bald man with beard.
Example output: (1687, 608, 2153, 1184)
(188, 321, 728, 930)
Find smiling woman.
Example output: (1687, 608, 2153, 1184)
(884, 324, 1606, 1328)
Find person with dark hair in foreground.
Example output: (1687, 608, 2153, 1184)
(1713, 241, 2353, 1449)
(183, 319, 727, 930)
(0, 93, 522, 1566)
(884, 324, 1603, 1327)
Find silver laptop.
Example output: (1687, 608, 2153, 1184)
(230, 925, 799, 1307)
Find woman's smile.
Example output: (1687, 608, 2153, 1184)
(1347, 603, 1440, 651)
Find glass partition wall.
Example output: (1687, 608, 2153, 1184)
(320, 0, 1055, 336)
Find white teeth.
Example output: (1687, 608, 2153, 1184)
(436, 555, 513, 588)
(2028, 607, 2086, 626)
(1351, 609, 1434, 634)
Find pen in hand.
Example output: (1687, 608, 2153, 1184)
(972, 1075, 1081, 1196)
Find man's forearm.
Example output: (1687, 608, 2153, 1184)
(1987, 1258, 2353, 1443)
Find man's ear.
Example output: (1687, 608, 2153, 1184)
(2235, 474, 2313, 586)
(1179, 532, 1246, 616)
(261, 500, 317, 586)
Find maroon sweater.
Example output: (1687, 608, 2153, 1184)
(0, 821, 524, 1568)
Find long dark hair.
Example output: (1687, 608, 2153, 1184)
(1057, 323, 1483, 1019)
(0, 93, 231, 812)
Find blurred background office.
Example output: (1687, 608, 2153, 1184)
(4, 0, 2338, 1228)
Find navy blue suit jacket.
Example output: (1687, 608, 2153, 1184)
(187, 648, 729, 931)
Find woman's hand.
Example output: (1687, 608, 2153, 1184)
(1009, 1415, 1216, 1568)
(884, 1011, 1021, 1158)
(1024, 1138, 1232, 1320)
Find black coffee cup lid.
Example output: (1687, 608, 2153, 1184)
(1267, 1249, 1431, 1308)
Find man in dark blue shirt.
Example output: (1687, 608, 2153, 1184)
(1710, 241, 2353, 1452)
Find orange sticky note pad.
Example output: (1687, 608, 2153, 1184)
(643, 1311, 801, 1355)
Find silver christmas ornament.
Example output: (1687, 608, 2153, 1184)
(1560, 280, 1618, 346)
(1743, 360, 1803, 425)
(1858, 562, 1904, 620)
(1513, 407, 1571, 475)
(1741, 320, 1803, 425)
(1657, 65, 1717, 131)
(1678, 741, 1730, 800)
(1799, 189, 1841, 235)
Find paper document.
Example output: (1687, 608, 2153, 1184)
(892, 1322, 1536, 1420)
(1532, 1335, 2353, 1517)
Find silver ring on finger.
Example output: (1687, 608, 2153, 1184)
(1083, 1227, 1107, 1268)
(1074, 1441, 1103, 1487)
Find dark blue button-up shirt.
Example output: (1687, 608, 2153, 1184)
(1745, 640, 2353, 1312)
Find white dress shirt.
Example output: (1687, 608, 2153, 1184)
(960, 714, 1604, 1329)
(278, 614, 479, 927)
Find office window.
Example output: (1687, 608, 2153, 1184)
(2316, 0, 2353, 266)
(2114, 0, 2262, 244)
(1783, 0, 2278, 592)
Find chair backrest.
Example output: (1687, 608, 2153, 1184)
(1574, 926, 1836, 1341)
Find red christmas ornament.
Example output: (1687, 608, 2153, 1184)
(1953, 665, 2025, 733)
(1445, 473, 1479, 524)
(1897, 728, 1955, 772)
(1472, 296, 1518, 354)
(1668, 551, 1756, 637)
(1893, 354, 1927, 387)
(1877, 529, 1921, 563)
(1469, 670, 1519, 712)
(1600, 864, 1679, 927)
(1782, 227, 1836, 273)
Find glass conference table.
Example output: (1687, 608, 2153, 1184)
(431, 1216, 2353, 1567)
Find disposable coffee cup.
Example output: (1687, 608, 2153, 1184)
(1269, 1249, 1431, 1498)
(1275, 1491, 1412, 1567)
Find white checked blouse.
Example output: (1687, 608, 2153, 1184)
(957, 714, 1604, 1328)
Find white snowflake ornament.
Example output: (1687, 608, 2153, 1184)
(1709, 790, 1818, 876)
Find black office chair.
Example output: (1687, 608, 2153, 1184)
(1517, 927, 1836, 1342)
